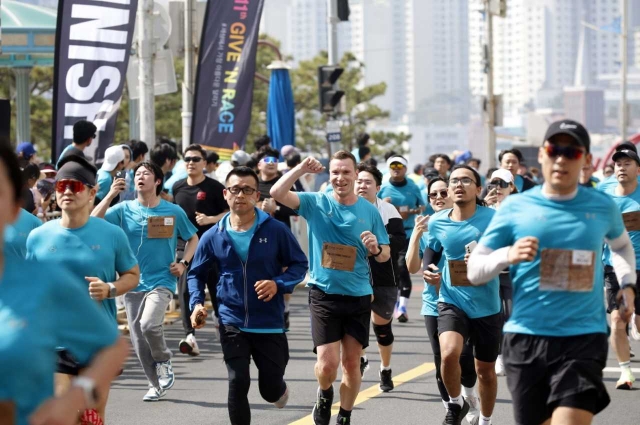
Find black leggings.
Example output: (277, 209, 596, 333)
(221, 325, 289, 425)
(398, 237, 412, 298)
(424, 315, 477, 401)
(498, 273, 513, 354)
(177, 244, 218, 336)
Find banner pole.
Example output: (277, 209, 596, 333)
(182, 0, 195, 151)
(139, 0, 156, 150)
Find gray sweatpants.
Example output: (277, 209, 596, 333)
(124, 288, 173, 388)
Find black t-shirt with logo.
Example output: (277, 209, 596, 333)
(172, 176, 227, 237)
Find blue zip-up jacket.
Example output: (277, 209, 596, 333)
(187, 208, 308, 330)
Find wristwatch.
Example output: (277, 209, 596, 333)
(180, 259, 190, 268)
(107, 282, 117, 299)
(72, 376, 98, 409)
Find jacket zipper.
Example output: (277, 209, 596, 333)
(227, 221, 261, 329)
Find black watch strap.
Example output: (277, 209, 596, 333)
(372, 245, 383, 257)
(180, 259, 190, 268)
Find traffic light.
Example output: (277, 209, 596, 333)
(318, 66, 345, 114)
(338, 0, 350, 21)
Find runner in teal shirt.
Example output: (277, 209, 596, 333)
(4, 209, 40, 259)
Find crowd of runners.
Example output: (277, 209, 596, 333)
(1, 118, 639, 425)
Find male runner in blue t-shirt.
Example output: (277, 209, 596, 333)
(601, 142, 640, 390)
(468, 119, 637, 425)
(271, 151, 390, 425)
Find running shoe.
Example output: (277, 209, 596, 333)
(143, 386, 166, 402)
(273, 382, 289, 408)
(495, 355, 506, 376)
(464, 393, 480, 425)
(396, 306, 409, 323)
(360, 357, 370, 378)
(312, 387, 333, 425)
(379, 368, 394, 392)
(284, 311, 291, 330)
(179, 333, 200, 356)
(156, 360, 175, 390)
(631, 314, 640, 341)
(616, 369, 636, 390)
(443, 400, 469, 425)
(336, 415, 351, 424)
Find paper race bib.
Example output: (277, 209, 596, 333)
(148, 216, 175, 239)
(622, 211, 640, 232)
(321, 243, 357, 272)
(539, 249, 595, 292)
(448, 260, 473, 287)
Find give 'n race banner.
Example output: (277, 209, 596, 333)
(52, 0, 138, 163)
(192, 0, 265, 157)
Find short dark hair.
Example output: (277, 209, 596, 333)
(356, 162, 383, 186)
(331, 150, 357, 169)
(134, 161, 164, 196)
(362, 157, 378, 167)
(286, 153, 301, 168)
(184, 144, 207, 159)
(450, 164, 485, 206)
(356, 133, 370, 147)
(256, 147, 280, 163)
(427, 176, 448, 194)
(433, 154, 452, 166)
(384, 151, 398, 161)
(0, 142, 23, 202)
(206, 151, 220, 164)
(358, 146, 371, 159)
(414, 164, 424, 174)
(130, 140, 148, 160)
(486, 167, 498, 180)
(73, 120, 97, 144)
(498, 149, 524, 164)
(225, 166, 260, 188)
(254, 135, 271, 151)
(158, 138, 180, 159)
(150, 143, 177, 167)
(22, 163, 41, 181)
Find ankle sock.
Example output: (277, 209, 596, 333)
(448, 395, 463, 407)
(320, 386, 334, 399)
(479, 415, 491, 425)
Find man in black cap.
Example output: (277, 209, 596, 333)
(26, 154, 140, 421)
(600, 141, 640, 390)
(56, 120, 97, 168)
(598, 141, 640, 193)
(468, 119, 637, 425)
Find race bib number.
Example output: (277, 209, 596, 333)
(448, 260, 473, 287)
(0, 401, 15, 425)
(321, 243, 357, 272)
(622, 211, 640, 232)
(397, 205, 410, 220)
(539, 249, 595, 292)
(148, 216, 175, 239)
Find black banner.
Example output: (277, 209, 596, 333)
(52, 0, 138, 163)
(192, 0, 265, 157)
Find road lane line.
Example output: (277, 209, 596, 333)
(288, 362, 436, 425)
(603, 367, 640, 373)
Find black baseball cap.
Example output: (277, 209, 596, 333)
(612, 141, 640, 165)
(544, 119, 590, 153)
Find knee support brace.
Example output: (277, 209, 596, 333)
(373, 322, 394, 346)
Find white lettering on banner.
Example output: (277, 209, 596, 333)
(70, 5, 129, 44)
(68, 45, 126, 63)
(63, 100, 116, 137)
(66, 64, 121, 101)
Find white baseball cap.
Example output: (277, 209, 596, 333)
(101, 146, 125, 172)
(490, 168, 514, 184)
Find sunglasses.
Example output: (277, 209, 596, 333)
(262, 156, 278, 164)
(184, 156, 203, 163)
(226, 186, 257, 195)
(55, 179, 92, 194)
(389, 163, 405, 170)
(428, 190, 448, 200)
(489, 180, 510, 188)
(544, 144, 585, 160)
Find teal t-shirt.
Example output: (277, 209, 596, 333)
(4, 209, 41, 260)
(419, 234, 445, 317)
(479, 186, 625, 336)
(597, 175, 640, 192)
(96, 169, 113, 201)
(0, 258, 118, 425)
(379, 179, 426, 237)
(602, 185, 640, 267)
(224, 215, 258, 263)
(26, 217, 138, 321)
(514, 174, 525, 192)
(164, 160, 187, 195)
(297, 192, 390, 297)
(105, 200, 197, 292)
(426, 206, 500, 318)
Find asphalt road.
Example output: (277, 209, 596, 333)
(107, 278, 640, 425)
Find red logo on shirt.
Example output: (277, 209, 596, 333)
(197, 191, 206, 200)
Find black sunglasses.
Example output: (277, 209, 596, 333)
(428, 190, 448, 200)
(184, 156, 203, 163)
(544, 144, 585, 160)
(489, 180, 510, 188)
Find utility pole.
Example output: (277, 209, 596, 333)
(484, 0, 496, 168)
(182, 0, 194, 152)
(138, 0, 156, 150)
(620, 0, 628, 142)
(327, 0, 340, 156)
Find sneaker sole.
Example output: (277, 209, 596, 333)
(379, 385, 394, 392)
(616, 381, 634, 390)
(159, 379, 175, 391)
(179, 341, 193, 355)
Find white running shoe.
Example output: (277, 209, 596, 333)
(179, 333, 200, 357)
(464, 393, 480, 425)
(143, 386, 166, 401)
(616, 368, 636, 390)
(156, 360, 175, 390)
(273, 383, 289, 408)
(631, 314, 640, 341)
(495, 354, 506, 376)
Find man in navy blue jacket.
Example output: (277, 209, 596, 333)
(187, 166, 308, 425)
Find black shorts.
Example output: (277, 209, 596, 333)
(437, 302, 502, 363)
(603, 266, 640, 314)
(371, 286, 397, 321)
(503, 332, 610, 425)
(309, 286, 371, 352)
(56, 349, 81, 376)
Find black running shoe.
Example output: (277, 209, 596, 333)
(312, 387, 332, 425)
(442, 400, 469, 425)
(284, 311, 290, 330)
(336, 415, 350, 424)
(360, 357, 370, 378)
(379, 369, 394, 392)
